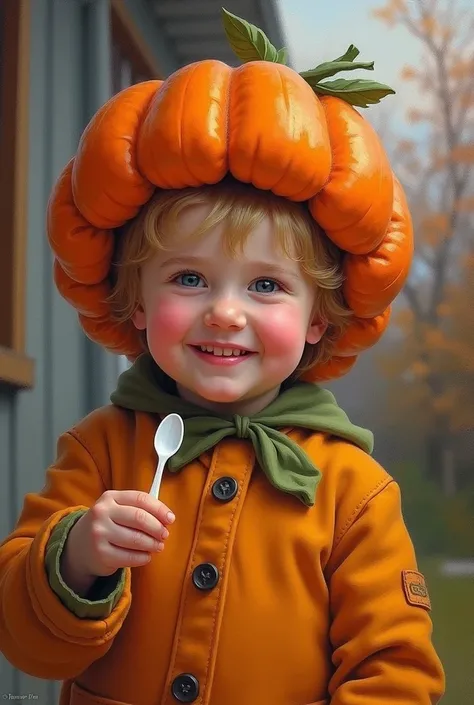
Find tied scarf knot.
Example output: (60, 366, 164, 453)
(110, 354, 375, 507)
(234, 415, 250, 439)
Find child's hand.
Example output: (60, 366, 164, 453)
(61, 490, 175, 594)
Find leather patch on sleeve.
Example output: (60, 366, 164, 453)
(402, 570, 431, 610)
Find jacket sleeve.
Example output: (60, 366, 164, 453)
(44, 509, 126, 619)
(325, 479, 445, 704)
(0, 428, 132, 681)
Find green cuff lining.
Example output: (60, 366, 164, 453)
(45, 509, 126, 620)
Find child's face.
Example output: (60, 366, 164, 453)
(133, 203, 326, 415)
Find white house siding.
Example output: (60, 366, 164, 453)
(0, 0, 286, 700)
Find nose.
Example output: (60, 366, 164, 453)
(204, 298, 247, 330)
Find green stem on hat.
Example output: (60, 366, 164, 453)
(221, 7, 395, 108)
(222, 7, 288, 64)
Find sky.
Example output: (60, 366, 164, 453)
(276, 0, 424, 128)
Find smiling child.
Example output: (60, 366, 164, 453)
(0, 9, 444, 705)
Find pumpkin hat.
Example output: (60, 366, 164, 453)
(47, 8, 413, 383)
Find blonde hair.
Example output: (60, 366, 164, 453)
(109, 177, 352, 376)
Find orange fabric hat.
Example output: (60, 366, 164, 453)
(47, 9, 413, 383)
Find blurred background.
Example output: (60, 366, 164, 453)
(0, 0, 472, 702)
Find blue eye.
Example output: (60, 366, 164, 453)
(250, 279, 281, 294)
(175, 272, 204, 287)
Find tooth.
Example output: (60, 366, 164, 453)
(197, 345, 250, 356)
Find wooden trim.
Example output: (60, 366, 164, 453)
(0, 0, 32, 390)
(111, 0, 162, 79)
(0, 347, 35, 390)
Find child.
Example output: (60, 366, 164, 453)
(0, 10, 444, 705)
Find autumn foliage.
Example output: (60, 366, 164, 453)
(373, 0, 474, 488)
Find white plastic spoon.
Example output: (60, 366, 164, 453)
(149, 413, 184, 499)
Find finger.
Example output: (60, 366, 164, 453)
(101, 544, 156, 570)
(109, 504, 170, 542)
(110, 490, 175, 526)
(106, 522, 165, 553)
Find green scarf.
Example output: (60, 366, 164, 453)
(110, 354, 373, 506)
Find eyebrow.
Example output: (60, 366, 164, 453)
(160, 256, 208, 268)
(160, 256, 300, 280)
(251, 261, 300, 278)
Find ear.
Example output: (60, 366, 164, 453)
(306, 317, 328, 345)
(132, 304, 147, 331)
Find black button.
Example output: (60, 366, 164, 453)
(192, 562, 219, 590)
(212, 476, 238, 502)
(171, 673, 199, 702)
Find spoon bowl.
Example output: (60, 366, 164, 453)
(149, 413, 184, 499)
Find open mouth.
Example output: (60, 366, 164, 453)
(190, 345, 254, 358)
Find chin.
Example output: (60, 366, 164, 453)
(191, 380, 248, 404)
(197, 387, 244, 404)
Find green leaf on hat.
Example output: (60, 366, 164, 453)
(222, 7, 281, 63)
(220, 7, 395, 108)
(299, 43, 395, 107)
(333, 44, 360, 63)
(276, 47, 289, 65)
(311, 78, 396, 107)
(301, 59, 375, 84)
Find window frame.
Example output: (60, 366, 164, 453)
(111, 0, 162, 88)
(110, 0, 161, 376)
(0, 0, 34, 390)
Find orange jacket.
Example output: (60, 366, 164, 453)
(0, 405, 444, 705)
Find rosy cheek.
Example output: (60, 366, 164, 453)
(256, 306, 307, 355)
(147, 296, 195, 342)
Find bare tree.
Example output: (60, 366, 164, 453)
(373, 0, 474, 490)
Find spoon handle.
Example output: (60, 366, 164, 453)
(149, 457, 166, 499)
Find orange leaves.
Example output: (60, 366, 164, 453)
(436, 303, 451, 318)
(372, 0, 407, 26)
(415, 143, 474, 177)
(410, 360, 430, 379)
(458, 92, 474, 110)
(407, 108, 430, 124)
(438, 340, 474, 374)
(371, 7, 397, 27)
(391, 0, 408, 10)
(424, 327, 446, 348)
(431, 392, 455, 414)
(400, 66, 436, 92)
(449, 58, 474, 81)
(419, 212, 451, 246)
(420, 15, 437, 35)
(438, 26, 454, 43)
(455, 197, 474, 212)
(386, 250, 474, 430)
(373, 0, 474, 443)
(423, 213, 450, 232)
(461, 252, 474, 268)
(400, 65, 418, 81)
(446, 261, 474, 374)
(418, 14, 449, 39)
(430, 147, 448, 172)
(450, 144, 474, 164)
(397, 139, 415, 154)
(374, 0, 448, 42)
(393, 307, 415, 332)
